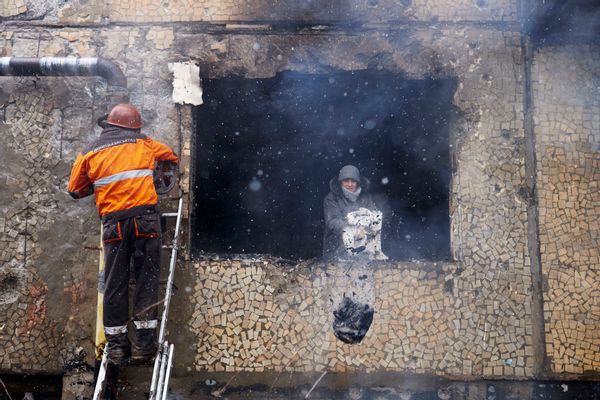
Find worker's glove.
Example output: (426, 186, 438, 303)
(346, 208, 373, 227)
(97, 113, 110, 129)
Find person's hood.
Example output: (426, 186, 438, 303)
(100, 125, 144, 138)
(329, 175, 370, 196)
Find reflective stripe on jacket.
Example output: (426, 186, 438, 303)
(68, 126, 179, 217)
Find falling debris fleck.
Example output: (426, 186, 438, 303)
(205, 379, 217, 386)
(304, 371, 327, 399)
(504, 358, 513, 366)
(257, 169, 264, 176)
(364, 119, 376, 130)
(348, 148, 354, 154)
(487, 384, 496, 400)
(234, 131, 240, 136)
(184, 286, 192, 293)
(336, 128, 345, 136)
(381, 177, 389, 185)
(249, 178, 262, 192)
(0, 378, 12, 400)
(405, 234, 411, 240)
(252, 42, 260, 51)
(561, 384, 568, 392)
(328, 77, 335, 84)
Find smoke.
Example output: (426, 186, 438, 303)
(526, 1, 600, 44)
(192, 70, 456, 261)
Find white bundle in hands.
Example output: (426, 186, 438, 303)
(342, 208, 387, 260)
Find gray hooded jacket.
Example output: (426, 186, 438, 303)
(323, 176, 380, 261)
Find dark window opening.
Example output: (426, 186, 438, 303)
(191, 71, 456, 261)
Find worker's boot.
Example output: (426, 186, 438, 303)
(105, 333, 131, 366)
(130, 328, 157, 365)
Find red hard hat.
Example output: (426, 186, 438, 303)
(106, 103, 142, 129)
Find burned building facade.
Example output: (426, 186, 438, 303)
(0, 0, 599, 396)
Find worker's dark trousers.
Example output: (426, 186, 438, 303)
(102, 212, 161, 337)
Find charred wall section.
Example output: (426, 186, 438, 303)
(0, 29, 184, 375)
(0, 0, 597, 383)
(0, 0, 518, 24)
(0, 22, 535, 379)
(185, 27, 535, 378)
(0, 78, 99, 374)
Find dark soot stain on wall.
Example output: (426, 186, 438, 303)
(192, 71, 456, 260)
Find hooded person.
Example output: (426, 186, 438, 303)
(323, 165, 388, 261)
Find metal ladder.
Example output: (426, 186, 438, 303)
(93, 197, 183, 400)
(149, 196, 183, 400)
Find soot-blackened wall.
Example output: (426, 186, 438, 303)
(192, 71, 455, 260)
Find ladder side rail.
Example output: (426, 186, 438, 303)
(160, 343, 175, 400)
(157, 197, 183, 344)
(155, 341, 170, 400)
(150, 197, 183, 400)
(92, 350, 109, 400)
(149, 345, 163, 400)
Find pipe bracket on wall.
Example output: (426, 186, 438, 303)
(0, 57, 127, 88)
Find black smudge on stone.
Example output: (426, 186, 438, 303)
(332, 296, 374, 344)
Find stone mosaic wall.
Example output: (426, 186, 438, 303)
(0, 80, 99, 373)
(0, 0, 26, 17)
(0, 22, 536, 377)
(189, 257, 534, 377)
(533, 45, 600, 375)
(0, 0, 596, 381)
(0, 27, 182, 373)
(174, 26, 535, 379)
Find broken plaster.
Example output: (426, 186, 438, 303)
(169, 61, 203, 106)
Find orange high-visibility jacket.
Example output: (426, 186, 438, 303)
(68, 127, 179, 217)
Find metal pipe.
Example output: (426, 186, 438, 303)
(0, 57, 127, 87)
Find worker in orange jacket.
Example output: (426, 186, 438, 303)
(68, 103, 179, 365)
